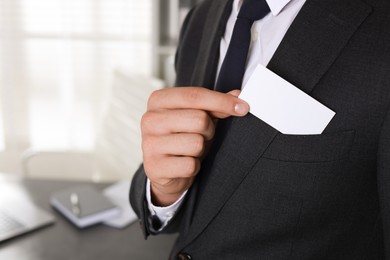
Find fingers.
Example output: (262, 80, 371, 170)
(147, 87, 249, 118)
(141, 86, 249, 206)
(144, 155, 201, 180)
(141, 109, 215, 140)
(145, 154, 199, 206)
(143, 133, 206, 158)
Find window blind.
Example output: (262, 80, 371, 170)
(0, 0, 153, 152)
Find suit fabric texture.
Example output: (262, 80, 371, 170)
(130, 0, 390, 259)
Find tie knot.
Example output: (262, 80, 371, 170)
(237, 0, 271, 21)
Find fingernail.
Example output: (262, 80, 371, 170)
(234, 103, 248, 115)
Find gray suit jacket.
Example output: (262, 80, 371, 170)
(131, 0, 390, 259)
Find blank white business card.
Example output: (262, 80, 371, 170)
(239, 65, 335, 135)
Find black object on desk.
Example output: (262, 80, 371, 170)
(0, 175, 177, 260)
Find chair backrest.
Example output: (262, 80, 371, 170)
(22, 69, 164, 181)
(21, 149, 96, 181)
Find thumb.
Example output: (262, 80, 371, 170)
(209, 89, 250, 119)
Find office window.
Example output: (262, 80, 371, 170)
(0, 105, 5, 152)
(0, 0, 153, 152)
(0, 45, 4, 152)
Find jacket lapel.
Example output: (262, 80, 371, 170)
(267, 0, 372, 94)
(179, 0, 372, 251)
(190, 0, 233, 88)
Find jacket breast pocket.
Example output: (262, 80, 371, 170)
(262, 130, 356, 162)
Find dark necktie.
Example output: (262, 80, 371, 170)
(196, 1, 271, 203)
(215, 0, 271, 92)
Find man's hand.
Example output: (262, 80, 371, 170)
(141, 87, 249, 206)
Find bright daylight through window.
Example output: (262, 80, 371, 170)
(0, 0, 152, 172)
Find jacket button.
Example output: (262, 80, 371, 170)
(177, 253, 192, 260)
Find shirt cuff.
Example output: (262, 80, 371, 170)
(146, 179, 187, 232)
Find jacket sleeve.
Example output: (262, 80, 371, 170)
(130, 165, 183, 238)
(377, 104, 390, 258)
(129, 165, 151, 238)
(130, 165, 188, 239)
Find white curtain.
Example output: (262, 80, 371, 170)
(0, 0, 153, 172)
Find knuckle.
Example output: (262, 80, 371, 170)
(140, 112, 155, 132)
(148, 89, 163, 108)
(141, 137, 154, 154)
(191, 134, 205, 156)
(183, 157, 199, 177)
(185, 88, 201, 104)
(192, 110, 210, 132)
(143, 157, 157, 178)
(207, 120, 217, 139)
(144, 156, 169, 183)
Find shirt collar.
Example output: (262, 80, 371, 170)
(234, 0, 293, 16)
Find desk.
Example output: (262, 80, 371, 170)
(0, 175, 177, 260)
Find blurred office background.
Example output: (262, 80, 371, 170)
(0, 0, 199, 182)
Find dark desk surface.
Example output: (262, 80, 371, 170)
(0, 175, 177, 260)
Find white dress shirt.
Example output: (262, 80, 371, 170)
(146, 0, 306, 232)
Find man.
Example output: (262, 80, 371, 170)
(131, 0, 390, 258)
